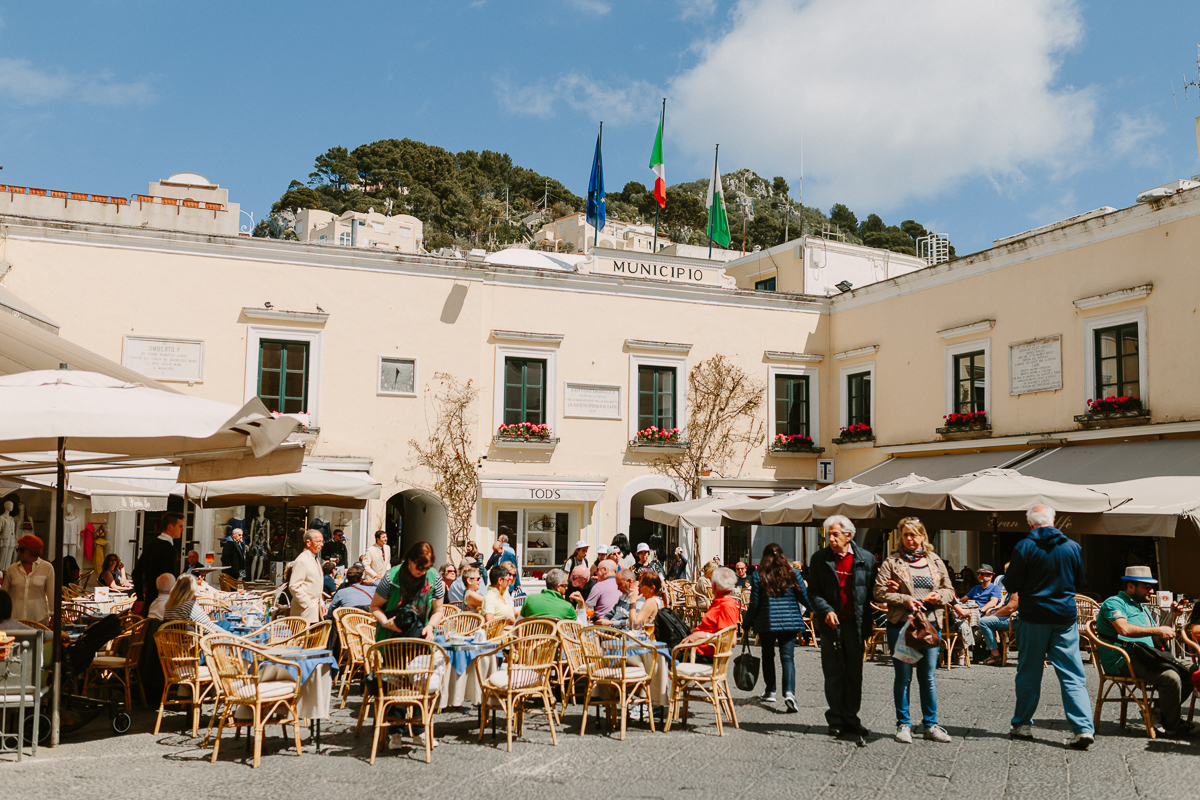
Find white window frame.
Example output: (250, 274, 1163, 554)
(377, 355, 418, 397)
(944, 338, 991, 416)
(244, 324, 322, 426)
(768, 364, 820, 445)
(629, 353, 688, 439)
(1082, 306, 1148, 405)
(494, 344, 559, 431)
(838, 361, 876, 429)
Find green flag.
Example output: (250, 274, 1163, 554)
(705, 152, 730, 249)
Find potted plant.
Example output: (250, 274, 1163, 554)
(1075, 396, 1148, 428)
(832, 422, 874, 444)
(1085, 396, 1142, 415)
(635, 426, 681, 444)
(942, 411, 988, 427)
(936, 410, 990, 438)
(495, 422, 553, 441)
(770, 433, 821, 452)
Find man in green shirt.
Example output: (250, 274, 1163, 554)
(520, 567, 578, 620)
(1096, 565, 1199, 737)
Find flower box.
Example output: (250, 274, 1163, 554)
(770, 433, 825, 455)
(1074, 409, 1150, 429)
(629, 438, 689, 451)
(496, 422, 554, 441)
(832, 424, 874, 445)
(942, 411, 988, 427)
(635, 426, 682, 444)
(1085, 396, 1142, 415)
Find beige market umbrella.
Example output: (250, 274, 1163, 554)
(0, 368, 304, 745)
(727, 481, 870, 526)
(185, 465, 382, 510)
(874, 468, 1130, 515)
(643, 496, 746, 529)
(811, 473, 934, 520)
(722, 488, 814, 524)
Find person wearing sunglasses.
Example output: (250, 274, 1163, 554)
(1, 535, 54, 625)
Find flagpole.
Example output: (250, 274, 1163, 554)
(708, 144, 719, 259)
(595, 121, 603, 251)
(653, 97, 665, 254)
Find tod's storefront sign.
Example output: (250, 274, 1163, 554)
(588, 248, 730, 288)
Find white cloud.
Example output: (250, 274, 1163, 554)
(568, 0, 611, 15)
(0, 57, 154, 106)
(496, 72, 662, 125)
(1109, 111, 1164, 167)
(678, 0, 717, 19)
(668, 0, 1095, 210)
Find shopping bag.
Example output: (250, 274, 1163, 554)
(892, 619, 921, 664)
(733, 641, 760, 691)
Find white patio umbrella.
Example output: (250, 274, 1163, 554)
(743, 481, 870, 526)
(185, 465, 382, 509)
(874, 468, 1131, 515)
(811, 473, 934, 520)
(0, 368, 304, 745)
(643, 496, 745, 529)
(722, 488, 814, 523)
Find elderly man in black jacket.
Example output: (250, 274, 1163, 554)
(807, 514, 878, 744)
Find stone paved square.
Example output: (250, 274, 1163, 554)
(6, 643, 1200, 799)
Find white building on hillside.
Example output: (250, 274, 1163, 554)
(724, 234, 930, 295)
(295, 208, 424, 253)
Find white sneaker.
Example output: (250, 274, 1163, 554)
(924, 724, 952, 743)
(784, 692, 798, 713)
(760, 691, 777, 703)
(1066, 732, 1093, 750)
(895, 723, 913, 744)
(412, 733, 439, 748)
(387, 732, 404, 750)
(1009, 724, 1033, 740)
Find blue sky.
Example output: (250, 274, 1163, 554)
(2, 0, 1200, 254)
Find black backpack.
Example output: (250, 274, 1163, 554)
(655, 607, 691, 655)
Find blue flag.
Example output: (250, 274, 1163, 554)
(586, 129, 605, 233)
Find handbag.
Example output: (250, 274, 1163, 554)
(904, 608, 941, 652)
(733, 641, 760, 691)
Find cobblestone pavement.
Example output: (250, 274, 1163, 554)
(6, 645, 1200, 799)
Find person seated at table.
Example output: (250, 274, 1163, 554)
(147, 574, 176, 620)
(63, 555, 82, 587)
(598, 569, 639, 628)
(520, 568, 577, 620)
(1097, 566, 1200, 738)
(438, 563, 459, 601)
(326, 566, 375, 616)
(734, 561, 751, 590)
(952, 564, 1000, 661)
(183, 550, 202, 574)
(630, 572, 664, 631)
(698, 560, 718, 596)
(679, 566, 741, 661)
(98, 554, 132, 593)
(162, 574, 224, 635)
(462, 566, 486, 610)
(482, 564, 517, 624)
(274, 566, 294, 615)
(445, 561, 470, 604)
(0, 588, 32, 633)
(322, 560, 338, 596)
(587, 560, 622, 619)
(566, 565, 594, 607)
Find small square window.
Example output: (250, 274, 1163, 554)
(379, 356, 416, 396)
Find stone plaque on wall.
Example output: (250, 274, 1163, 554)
(1009, 335, 1062, 395)
(122, 335, 205, 382)
(563, 383, 622, 419)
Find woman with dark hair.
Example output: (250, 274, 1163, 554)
(370, 541, 445, 641)
(745, 542, 811, 712)
(99, 554, 131, 593)
(610, 533, 635, 569)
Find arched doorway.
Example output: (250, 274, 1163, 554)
(383, 489, 449, 567)
(628, 488, 680, 561)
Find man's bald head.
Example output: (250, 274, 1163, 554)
(155, 573, 176, 594)
(596, 560, 618, 579)
(570, 565, 590, 586)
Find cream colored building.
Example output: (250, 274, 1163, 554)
(295, 208, 423, 253)
(724, 234, 929, 295)
(5, 173, 1200, 594)
(535, 212, 669, 254)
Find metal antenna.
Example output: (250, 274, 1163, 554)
(1172, 44, 1200, 108)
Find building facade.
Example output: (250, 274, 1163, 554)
(294, 208, 424, 253)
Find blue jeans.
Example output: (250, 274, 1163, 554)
(760, 632, 797, 696)
(979, 614, 1016, 651)
(887, 622, 939, 727)
(1011, 620, 1094, 734)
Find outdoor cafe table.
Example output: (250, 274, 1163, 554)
(233, 646, 337, 750)
(609, 636, 671, 706)
(434, 635, 498, 709)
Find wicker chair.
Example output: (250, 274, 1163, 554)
(475, 634, 560, 752)
(863, 603, 889, 662)
(84, 617, 149, 710)
(555, 620, 586, 714)
(1082, 619, 1156, 738)
(664, 624, 739, 736)
(1178, 622, 1200, 723)
(441, 605, 461, 619)
(443, 612, 484, 637)
(940, 606, 971, 669)
(578, 627, 657, 740)
(304, 620, 333, 649)
(510, 617, 557, 638)
(248, 617, 307, 645)
(153, 621, 214, 736)
(483, 616, 507, 640)
(358, 639, 447, 764)
(1076, 595, 1102, 663)
(205, 637, 304, 768)
(335, 615, 376, 709)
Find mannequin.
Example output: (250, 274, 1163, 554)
(248, 505, 270, 581)
(63, 502, 82, 561)
(0, 499, 16, 570)
(16, 501, 33, 532)
(91, 523, 108, 576)
(225, 505, 246, 538)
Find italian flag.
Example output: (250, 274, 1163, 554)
(706, 154, 731, 248)
(649, 105, 666, 208)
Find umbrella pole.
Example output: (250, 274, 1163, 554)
(50, 437, 66, 747)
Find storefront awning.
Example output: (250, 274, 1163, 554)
(1016, 439, 1200, 483)
(851, 449, 1035, 486)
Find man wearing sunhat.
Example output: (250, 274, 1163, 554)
(1097, 565, 1200, 737)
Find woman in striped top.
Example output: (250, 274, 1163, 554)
(162, 574, 224, 635)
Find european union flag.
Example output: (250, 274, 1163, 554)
(586, 127, 605, 235)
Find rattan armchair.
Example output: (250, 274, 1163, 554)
(483, 616, 507, 640)
(1076, 595, 1101, 663)
(476, 634, 560, 752)
(84, 616, 149, 710)
(204, 636, 304, 768)
(1082, 619, 1157, 738)
(664, 624, 739, 736)
(358, 638, 447, 764)
(863, 603, 889, 662)
(510, 617, 557, 638)
(555, 620, 586, 714)
(335, 615, 376, 709)
(443, 611, 484, 637)
(153, 621, 213, 736)
(247, 616, 307, 645)
(578, 627, 657, 740)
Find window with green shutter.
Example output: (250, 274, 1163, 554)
(1095, 323, 1139, 399)
(847, 371, 871, 427)
(953, 351, 986, 414)
(637, 365, 676, 431)
(258, 340, 309, 414)
(503, 357, 546, 425)
(775, 374, 809, 436)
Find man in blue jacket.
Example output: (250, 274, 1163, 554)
(997, 505, 1094, 750)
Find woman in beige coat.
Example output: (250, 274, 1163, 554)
(874, 517, 956, 745)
